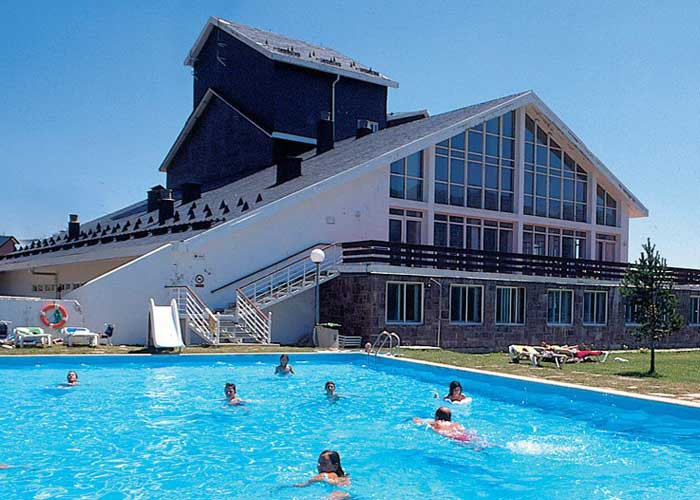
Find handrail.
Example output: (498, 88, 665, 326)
(167, 285, 220, 344)
(210, 242, 331, 294)
(372, 330, 401, 357)
(236, 289, 271, 343)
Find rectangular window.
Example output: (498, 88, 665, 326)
(433, 214, 513, 252)
(386, 282, 423, 324)
(495, 287, 525, 325)
(389, 209, 423, 244)
(390, 152, 424, 201)
(523, 225, 587, 259)
(449, 285, 483, 324)
(596, 185, 617, 227)
(625, 301, 641, 326)
(547, 289, 573, 325)
(583, 290, 608, 325)
(690, 297, 700, 326)
(596, 234, 617, 262)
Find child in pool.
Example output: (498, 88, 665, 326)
(325, 381, 340, 400)
(274, 354, 295, 375)
(434, 380, 471, 403)
(224, 382, 244, 405)
(58, 371, 79, 387)
(295, 450, 350, 498)
(414, 407, 475, 442)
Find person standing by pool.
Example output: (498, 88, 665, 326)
(414, 407, 475, 442)
(434, 381, 471, 404)
(224, 383, 244, 405)
(274, 354, 295, 375)
(295, 450, 350, 498)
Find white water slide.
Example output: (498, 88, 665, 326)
(148, 298, 184, 350)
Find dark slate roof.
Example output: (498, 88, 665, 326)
(0, 92, 529, 266)
(0, 236, 17, 247)
(186, 17, 398, 88)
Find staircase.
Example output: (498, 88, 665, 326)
(168, 285, 220, 345)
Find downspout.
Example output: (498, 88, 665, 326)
(31, 268, 60, 299)
(330, 74, 340, 129)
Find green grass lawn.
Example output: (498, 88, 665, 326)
(399, 349, 700, 402)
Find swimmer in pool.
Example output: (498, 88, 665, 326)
(434, 380, 470, 403)
(413, 407, 475, 442)
(58, 371, 79, 387)
(325, 381, 339, 400)
(224, 382, 244, 405)
(0, 463, 8, 469)
(274, 354, 295, 375)
(295, 450, 350, 498)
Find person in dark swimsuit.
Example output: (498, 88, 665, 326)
(274, 354, 295, 375)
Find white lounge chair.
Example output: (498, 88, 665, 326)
(60, 327, 99, 347)
(13, 327, 52, 348)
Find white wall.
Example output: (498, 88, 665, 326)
(267, 287, 315, 345)
(0, 296, 85, 333)
(68, 166, 388, 345)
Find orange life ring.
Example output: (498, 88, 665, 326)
(40, 303, 68, 329)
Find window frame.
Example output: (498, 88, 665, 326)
(390, 151, 425, 202)
(385, 281, 424, 325)
(546, 289, 574, 326)
(448, 284, 484, 325)
(624, 300, 641, 327)
(690, 296, 700, 326)
(582, 290, 608, 326)
(495, 286, 526, 325)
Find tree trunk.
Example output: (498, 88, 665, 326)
(649, 339, 656, 375)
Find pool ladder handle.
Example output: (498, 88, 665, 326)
(371, 330, 401, 357)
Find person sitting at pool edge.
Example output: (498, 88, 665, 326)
(434, 380, 470, 403)
(275, 354, 295, 375)
(295, 450, 350, 498)
(224, 382, 244, 405)
(414, 407, 475, 442)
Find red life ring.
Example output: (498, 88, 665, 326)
(40, 303, 68, 329)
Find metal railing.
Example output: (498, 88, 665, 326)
(235, 289, 272, 344)
(237, 243, 343, 307)
(342, 240, 700, 285)
(372, 330, 401, 357)
(167, 285, 220, 345)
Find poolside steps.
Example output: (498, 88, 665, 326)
(216, 313, 269, 344)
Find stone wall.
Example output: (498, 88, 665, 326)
(320, 273, 700, 352)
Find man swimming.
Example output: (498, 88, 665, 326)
(58, 371, 79, 387)
(414, 407, 475, 442)
(224, 382, 244, 405)
(274, 354, 295, 375)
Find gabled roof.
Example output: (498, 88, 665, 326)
(0, 236, 18, 247)
(0, 90, 647, 269)
(185, 17, 398, 88)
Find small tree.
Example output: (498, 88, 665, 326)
(621, 239, 683, 374)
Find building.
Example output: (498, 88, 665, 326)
(1, 17, 699, 348)
(0, 236, 19, 256)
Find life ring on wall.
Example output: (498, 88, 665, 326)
(40, 303, 68, 329)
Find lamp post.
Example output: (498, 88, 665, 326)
(310, 248, 326, 325)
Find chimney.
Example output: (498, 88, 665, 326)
(158, 190, 175, 224)
(317, 115, 334, 154)
(276, 157, 302, 185)
(147, 185, 165, 212)
(68, 214, 80, 240)
(356, 119, 374, 139)
(180, 183, 202, 204)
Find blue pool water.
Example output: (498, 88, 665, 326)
(1, 354, 699, 499)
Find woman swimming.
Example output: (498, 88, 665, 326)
(295, 450, 350, 498)
(274, 354, 295, 375)
(224, 382, 244, 405)
(435, 380, 471, 404)
(414, 407, 475, 442)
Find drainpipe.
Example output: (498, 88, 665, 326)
(31, 268, 60, 299)
(330, 74, 340, 127)
(429, 278, 443, 348)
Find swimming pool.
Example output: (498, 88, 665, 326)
(1, 353, 699, 499)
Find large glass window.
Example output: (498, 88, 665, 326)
(690, 297, 700, 326)
(434, 215, 513, 252)
(388, 208, 422, 244)
(435, 111, 515, 213)
(390, 152, 424, 201)
(449, 285, 483, 324)
(625, 300, 641, 326)
(583, 290, 607, 325)
(496, 287, 526, 325)
(596, 234, 617, 262)
(524, 115, 588, 222)
(523, 225, 587, 258)
(547, 289, 573, 325)
(386, 282, 423, 323)
(596, 185, 618, 226)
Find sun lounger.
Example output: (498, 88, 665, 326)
(543, 344, 609, 363)
(13, 327, 52, 348)
(509, 344, 567, 368)
(60, 327, 99, 347)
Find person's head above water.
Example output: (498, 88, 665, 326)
(435, 407, 452, 421)
(279, 354, 289, 366)
(325, 381, 336, 394)
(67, 371, 78, 384)
(448, 380, 463, 397)
(224, 382, 237, 398)
(317, 450, 345, 477)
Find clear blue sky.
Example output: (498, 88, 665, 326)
(2, 1, 699, 266)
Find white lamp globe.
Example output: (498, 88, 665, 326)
(310, 248, 326, 264)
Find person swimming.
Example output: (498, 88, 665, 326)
(434, 380, 471, 404)
(414, 407, 475, 442)
(295, 450, 350, 498)
(274, 354, 295, 375)
(325, 381, 339, 400)
(58, 371, 79, 388)
(224, 382, 244, 405)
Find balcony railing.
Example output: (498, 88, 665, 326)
(341, 240, 700, 285)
